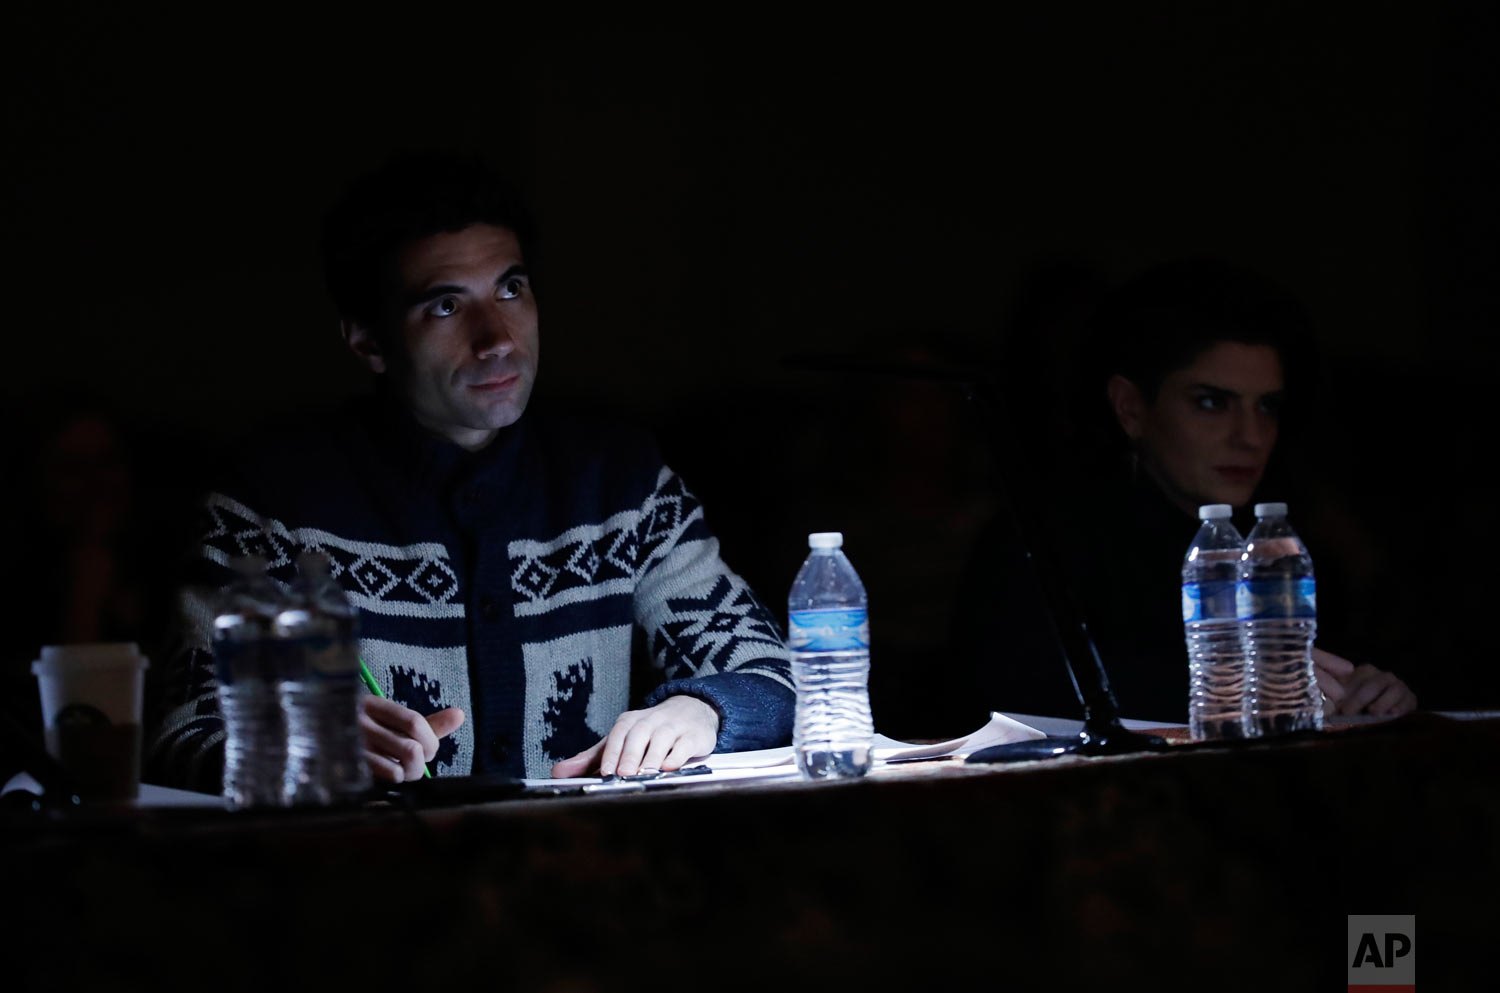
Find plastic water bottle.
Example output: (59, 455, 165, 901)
(1239, 502, 1322, 735)
(274, 552, 371, 805)
(1182, 504, 1249, 740)
(787, 532, 873, 779)
(212, 556, 288, 808)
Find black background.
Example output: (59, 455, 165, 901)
(5, 7, 1498, 729)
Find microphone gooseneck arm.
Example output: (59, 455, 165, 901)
(964, 382, 1165, 758)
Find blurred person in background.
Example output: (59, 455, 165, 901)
(2, 406, 176, 781)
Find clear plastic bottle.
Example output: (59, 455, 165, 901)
(274, 552, 371, 805)
(787, 532, 873, 779)
(1182, 504, 1250, 740)
(1238, 502, 1322, 735)
(212, 556, 288, 809)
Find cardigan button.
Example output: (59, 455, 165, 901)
(480, 595, 502, 621)
(490, 735, 510, 764)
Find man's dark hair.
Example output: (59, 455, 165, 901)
(320, 152, 537, 332)
(1089, 256, 1311, 401)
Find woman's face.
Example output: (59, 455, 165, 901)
(1113, 341, 1285, 513)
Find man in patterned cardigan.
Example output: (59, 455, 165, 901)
(146, 154, 794, 788)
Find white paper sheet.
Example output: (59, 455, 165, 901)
(998, 712, 1187, 737)
(686, 711, 1048, 772)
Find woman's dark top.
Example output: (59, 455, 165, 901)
(950, 462, 1202, 724)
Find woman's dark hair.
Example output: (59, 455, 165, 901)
(1071, 256, 1315, 460)
(1088, 256, 1311, 400)
(320, 151, 537, 333)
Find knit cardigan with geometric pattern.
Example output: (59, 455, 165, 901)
(145, 396, 794, 789)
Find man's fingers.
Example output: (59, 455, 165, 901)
(590, 699, 720, 777)
(609, 717, 661, 778)
(361, 695, 441, 759)
(364, 749, 407, 783)
(359, 714, 431, 779)
(660, 735, 704, 772)
(551, 739, 604, 779)
(426, 707, 466, 741)
(360, 694, 411, 722)
(637, 726, 680, 775)
(598, 712, 644, 778)
(353, 700, 461, 780)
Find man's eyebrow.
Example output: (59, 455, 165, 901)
(403, 266, 529, 309)
(405, 284, 467, 308)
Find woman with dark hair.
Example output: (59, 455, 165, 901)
(950, 258, 1416, 726)
(1088, 257, 1306, 516)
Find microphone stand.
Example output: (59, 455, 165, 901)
(961, 379, 1166, 761)
(782, 352, 1167, 763)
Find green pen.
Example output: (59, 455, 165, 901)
(358, 656, 432, 778)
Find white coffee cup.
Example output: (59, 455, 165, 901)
(31, 643, 150, 801)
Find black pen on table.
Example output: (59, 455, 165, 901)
(358, 657, 432, 779)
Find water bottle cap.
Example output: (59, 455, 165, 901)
(807, 532, 844, 549)
(1197, 504, 1232, 520)
(1254, 502, 1288, 518)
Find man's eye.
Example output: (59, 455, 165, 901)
(1194, 393, 1227, 411)
(499, 278, 526, 300)
(1259, 396, 1284, 418)
(430, 297, 458, 317)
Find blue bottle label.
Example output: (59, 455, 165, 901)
(1182, 580, 1237, 622)
(1236, 577, 1317, 620)
(788, 608, 869, 651)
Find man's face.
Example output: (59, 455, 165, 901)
(1130, 341, 1285, 512)
(356, 223, 539, 450)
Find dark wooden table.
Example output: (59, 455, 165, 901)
(4, 713, 1496, 991)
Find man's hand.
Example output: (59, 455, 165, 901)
(1312, 648, 1417, 718)
(550, 695, 720, 779)
(359, 695, 465, 782)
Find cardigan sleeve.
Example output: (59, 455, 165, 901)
(143, 495, 236, 793)
(630, 465, 794, 752)
(143, 585, 227, 793)
(143, 488, 297, 793)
